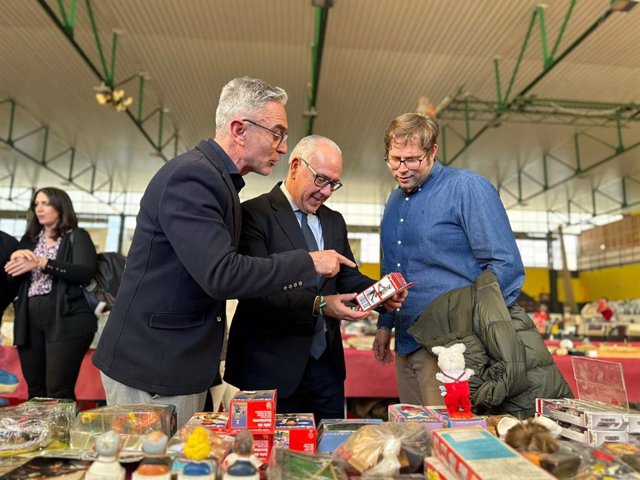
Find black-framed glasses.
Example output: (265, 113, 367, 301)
(300, 158, 343, 191)
(385, 151, 428, 170)
(242, 118, 288, 149)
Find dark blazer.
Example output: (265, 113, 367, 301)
(224, 184, 374, 397)
(12, 228, 97, 345)
(93, 141, 316, 396)
(0, 230, 19, 316)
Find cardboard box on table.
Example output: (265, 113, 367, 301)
(431, 428, 555, 479)
(537, 357, 639, 446)
(273, 413, 316, 454)
(426, 406, 486, 428)
(316, 418, 383, 453)
(424, 455, 459, 480)
(388, 403, 444, 430)
(228, 390, 277, 462)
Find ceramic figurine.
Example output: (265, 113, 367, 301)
(222, 430, 260, 480)
(85, 430, 125, 480)
(178, 426, 214, 480)
(132, 430, 172, 479)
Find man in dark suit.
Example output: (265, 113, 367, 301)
(225, 135, 407, 422)
(93, 78, 353, 427)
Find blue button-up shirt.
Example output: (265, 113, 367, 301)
(378, 161, 524, 355)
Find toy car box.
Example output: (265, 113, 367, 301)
(388, 403, 444, 430)
(426, 406, 486, 428)
(229, 390, 276, 430)
(273, 413, 317, 454)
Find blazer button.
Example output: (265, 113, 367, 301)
(299, 281, 303, 286)
(288, 284, 293, 289)
(283, 286, 288, 291)
(293, 282, 298, 288)
(216, 316, 222, 322)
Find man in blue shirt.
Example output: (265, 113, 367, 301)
(374, 113, 524, 406)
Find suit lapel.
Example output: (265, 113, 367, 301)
(268, 184, 308, 251)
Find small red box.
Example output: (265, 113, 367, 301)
(355, 272, 414, 311)
(274, 413, 317, 453)
(229, 390, 276, 430)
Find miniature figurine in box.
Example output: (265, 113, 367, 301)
(432, 343, 474, 418)
(222, 430, 260, 480)
(133, 431, 172, 480)
(85, 430, 125, 480)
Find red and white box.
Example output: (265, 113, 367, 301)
(229, 390, 276, 430)
(355, 272, 415, 311)
(424, 455, 458, 480)
(273, 413, 317, 453)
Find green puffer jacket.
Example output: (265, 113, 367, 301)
(408, 270, 572, 418)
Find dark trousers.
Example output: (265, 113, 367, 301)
(276, 348, 344, 425)
(17, 295, 93, 400)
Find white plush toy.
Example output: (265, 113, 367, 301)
(432, 343, 474, 418)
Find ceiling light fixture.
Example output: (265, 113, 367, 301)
(94, 82, 133, 112)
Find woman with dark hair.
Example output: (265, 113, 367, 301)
(4, 187, 97, 399)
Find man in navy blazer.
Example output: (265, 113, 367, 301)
(225, 136, 407, 422)
(93, 78, 353, 427)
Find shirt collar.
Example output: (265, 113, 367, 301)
(208, 139, 245, 192)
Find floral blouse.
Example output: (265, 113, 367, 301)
(28, 230, 61, 297)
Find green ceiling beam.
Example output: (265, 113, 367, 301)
(305, 2, 332, 135)
(0, 98, 122, 211)
(439, 1, 618, 166)
(38, 0, 182, 164)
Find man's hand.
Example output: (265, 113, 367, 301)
(373, 328, 394, 365)
(381, 289, 409, 311)
(309, 250, 356, 277)
(322, 293, 370, 322)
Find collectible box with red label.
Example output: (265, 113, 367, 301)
(388, 403, 444, 430)
(355, 272, 415, 311)
(432, 428, 555, 479)
(229, 390, 276, 430)
(185, 412, 229, 433)
(274, 413, 316, 454)
(536, 398, 626, 430)
(426, 406, 486, 428)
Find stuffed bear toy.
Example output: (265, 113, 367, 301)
(432, 343, 474, 418)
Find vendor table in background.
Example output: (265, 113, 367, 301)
(343, 347, 640, 402)
(0, 346, 105, 401)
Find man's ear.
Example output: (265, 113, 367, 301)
(229, 119, 246, 145)
(430, 143, 439, 160)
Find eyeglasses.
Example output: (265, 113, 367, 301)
(385, 151, 428, 170)
(243, 119, 288, 149)
(300, 158, 343, 191)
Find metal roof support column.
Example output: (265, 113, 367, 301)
(305, 2, 332, 135)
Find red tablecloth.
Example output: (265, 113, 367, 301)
(343, 347, 640, 401)
(0, 346, 105, 401)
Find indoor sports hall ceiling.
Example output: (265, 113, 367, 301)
(1, 0, 639, 224)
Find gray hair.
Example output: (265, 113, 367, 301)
(288, 135, 342, 164)
(215, 77, 288, 135)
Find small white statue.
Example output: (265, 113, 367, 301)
(85, 430, 125, 480)
(133, 430, 172, 479)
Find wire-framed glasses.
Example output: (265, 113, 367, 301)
(300, 158, 343, 191)
(385, 151, 428, 170)
(243, 118, 288, 149)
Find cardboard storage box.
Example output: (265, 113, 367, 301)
(427, 406, 486, 428)
(273, 413, 316, 453)
(229, 390, 276, 430)
(432, 428, 555, 479)
(388, 403, 444, 430)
